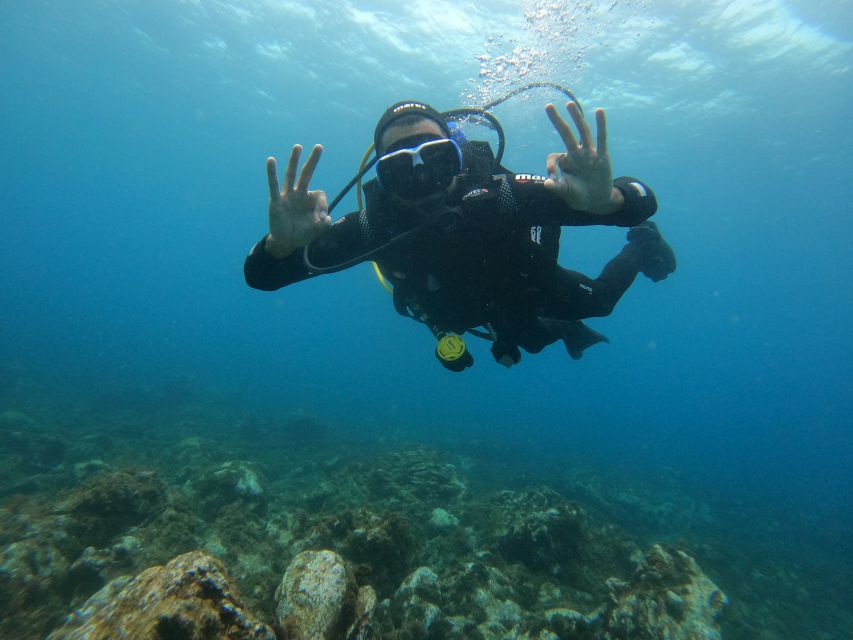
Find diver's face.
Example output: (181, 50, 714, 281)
(379, 120, 456, 205)
(380, 119, 446, 152)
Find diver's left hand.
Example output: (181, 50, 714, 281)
(543, 102, 624, 215)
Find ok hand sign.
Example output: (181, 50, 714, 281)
(265, 144, 332, 258)
(543, 102, 623, 215)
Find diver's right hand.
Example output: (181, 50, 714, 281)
(265, 144, 332, 258)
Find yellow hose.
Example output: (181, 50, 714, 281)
(356, 143, 393, 295)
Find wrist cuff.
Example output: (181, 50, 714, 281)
(614, 176, 657, 224)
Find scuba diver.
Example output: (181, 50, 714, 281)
(244, 87, 676, 371)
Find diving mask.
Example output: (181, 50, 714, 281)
(376, 137, 463, 199)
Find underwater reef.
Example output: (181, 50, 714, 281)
(0, 375, 850, 639)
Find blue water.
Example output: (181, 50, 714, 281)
(2, 0, 851, 569)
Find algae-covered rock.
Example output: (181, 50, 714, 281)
(600, 543, 728, 639)
(0, 537, 69, 634)
(342, 510, 418, 595)
(192, 460, 267, 518)
(0, 417, 67, 493)
(364, 447, 467, 505)
(429, 507, 459, 530)
(497, 501, 586, 571)
(350, 584, 379, 640)
(388, 566, 457, 639)
(62, 468, 167, 549)
(0, 468, 170, 639)
(72, 459, 111, 481)
(295, 508, 418, 596)
(46, 550, 276, 639)
(545, 607, 599, 639)
(397, 566, 442, 603)
(274, 549, 360, 640)
(483, 487, 638, 599)
(64, 535, 143, 600)
(440, 561, 530, 638)
(5, 428, 65, 465)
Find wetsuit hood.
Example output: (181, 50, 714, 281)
(374, 101, 451, 153)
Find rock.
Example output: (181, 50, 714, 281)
(348, 584, 378, 640)
(192, 461, 267, 518)
(397, 566, 442, 603)
(342, 510, 418, 595)
(72, 460, 111, 481)
(0, 538, 69, 635)
(47, 550, 275, 639)
(65, 535, 143, 600)
(67, 546, 110, 597)
(566, 467, 717, 535)
(484, 487, 638, 598)
(3, 427, 66, 471)
(496, 495, 587, 572)
(62, 468, 167, 549)
(274, 549, 360, 640)
(429, 508, 459, 530)
(389, 567, 455, 639)
(442, 561, 528, 638)
(600, 544, 728, 640)
(472, 586, 523, 635)
(0, 468, 175, 638)
(364, 447, 467, 505)
(545, 607, 599, 638)
(296, 508, 417, 596)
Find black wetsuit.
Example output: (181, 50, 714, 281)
(245, 171, 657, 362)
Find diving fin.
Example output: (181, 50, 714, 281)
(563, 321, 610, 360)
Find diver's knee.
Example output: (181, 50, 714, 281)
(594, 297, 618, 317)
(578, 289, 618, 318)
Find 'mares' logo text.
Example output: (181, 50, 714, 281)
(514, 174, 546, 184)
(392, 102, 428, 113)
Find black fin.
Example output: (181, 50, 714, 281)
(563, 321, 610, 360)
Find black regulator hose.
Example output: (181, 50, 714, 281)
(482, 81, 584, 114)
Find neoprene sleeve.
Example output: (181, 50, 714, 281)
(244, 174, 657, 292)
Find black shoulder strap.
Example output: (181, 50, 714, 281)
(363, 177, 383, 210)
(460, 140, 514, 180)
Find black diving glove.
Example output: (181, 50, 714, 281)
(490, 340, 521, 368)
(627, 220, 676, 282)
(435, 333, 474, 372)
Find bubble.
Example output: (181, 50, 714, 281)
(464, 0, 651, 107)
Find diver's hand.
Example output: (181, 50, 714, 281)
(265, 144, 332, 258)
(543, 102, 624, 215)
